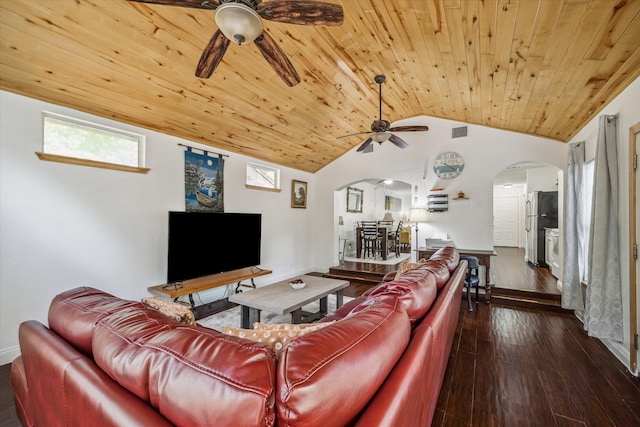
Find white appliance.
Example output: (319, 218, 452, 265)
(525, 191, 558, 266)
(545, 228, 560, 278)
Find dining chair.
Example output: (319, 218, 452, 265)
(360, 221, 382, 258)
(387, 221, 403, 257)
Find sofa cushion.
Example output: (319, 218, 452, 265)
(48, 287, 143, 357)
(141, 296, 195, 325)
(368, 270, 437, 323)
(93, 306, 277, 427)
(222, 322, 332, 357)
(276, 295, 411, 426)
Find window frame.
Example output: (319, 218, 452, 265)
(37, 111, 149, 174)
(245, 162, 281, 192)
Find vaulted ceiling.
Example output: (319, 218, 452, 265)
(1, 0, 639, 173)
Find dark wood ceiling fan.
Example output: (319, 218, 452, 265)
(337, 75, 429, 152)
(127, 0, 344, 86)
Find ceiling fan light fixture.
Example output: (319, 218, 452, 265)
(215, 3, 263, 45)
(372, 132, 391, 143)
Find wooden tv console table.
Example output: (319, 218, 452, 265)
(148, 266, 272, 319)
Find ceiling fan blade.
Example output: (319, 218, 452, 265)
(195, 30, 230, 78)
(254, 31, 301, 87)
(388, 134, 409, 149)
(388, 125, 430, 132)
(357, 137, 374, 152)
(258, 1, 344, 26)
(127, 0, 220, 10)
(336, 131, 372, 139)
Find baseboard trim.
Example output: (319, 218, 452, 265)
(0, 346, 20, 366)
(572, 312, 632, 374)
(601, 338, 631, 373)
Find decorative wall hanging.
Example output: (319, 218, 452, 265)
(292, 180, 307, 208)
(184, 148, 224, 212)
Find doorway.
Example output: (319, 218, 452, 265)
(492, 163, 561, 296)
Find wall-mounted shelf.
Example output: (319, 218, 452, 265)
(452, 191, 468, 200)
(427, 194, 448, 212)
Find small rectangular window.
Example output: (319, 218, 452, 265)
(246, 163, 280, 191)
(41, 112, 145, 169)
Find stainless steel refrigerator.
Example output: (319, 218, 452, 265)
(525, 191, 558, 267)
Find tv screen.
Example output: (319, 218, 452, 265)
(167, 211, 261, 283)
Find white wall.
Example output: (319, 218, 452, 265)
(0, 91, 315, 364)
(526, 166, 560, 192)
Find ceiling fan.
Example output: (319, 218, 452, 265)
(128, 0, 344, 86)
(337, 75, 429, 152)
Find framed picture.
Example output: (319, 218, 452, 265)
(292, 180, 307, 208)
(347, 186, 363, 213)
(384, 195, 401, 211)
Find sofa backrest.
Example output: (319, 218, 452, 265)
(428, 246, 460, 272)
(418, 260, 467, 424)
(93, 305, 278, 427)
(18, 320, 172, 427)
(353, 255, 466, 427)
(48, 286, 142, 357)
(418, 258, 451, 290)
(276, 295, 411, 427)
(368, 269, 438, 323)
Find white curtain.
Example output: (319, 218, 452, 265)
(562, 141, 585, 310)
(585, 115, 623, 341)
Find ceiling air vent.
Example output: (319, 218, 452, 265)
(452, 126, 468, 138)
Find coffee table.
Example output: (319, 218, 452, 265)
(228, 275, 350, 329)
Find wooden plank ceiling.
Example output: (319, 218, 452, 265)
(1, 0, 639, 173)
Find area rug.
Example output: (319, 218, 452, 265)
(197, 294, 354, 331)
(343, 253, 410, 265)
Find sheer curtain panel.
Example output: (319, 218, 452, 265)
(562, 141, 586, 310)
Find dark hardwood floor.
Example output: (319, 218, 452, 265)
(493, 246, 559, 294)
(2, 250, 638, 426)
(0, 365, 19, 427)
(435, 300, 640, 427)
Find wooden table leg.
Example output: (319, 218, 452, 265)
(381, 232, 388, 260)
(291, 308, 303, 324)
(335, 290, 344, 309)
(241, 305, 261, 329)
(319, 296, 328, 316)
(479, 254, 491, 302)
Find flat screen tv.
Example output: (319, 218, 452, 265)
(167, 211, 261, 283)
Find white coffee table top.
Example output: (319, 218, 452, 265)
(228, 275, 349, 315)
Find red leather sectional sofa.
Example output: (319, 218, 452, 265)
(10, 247, 465, 426)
